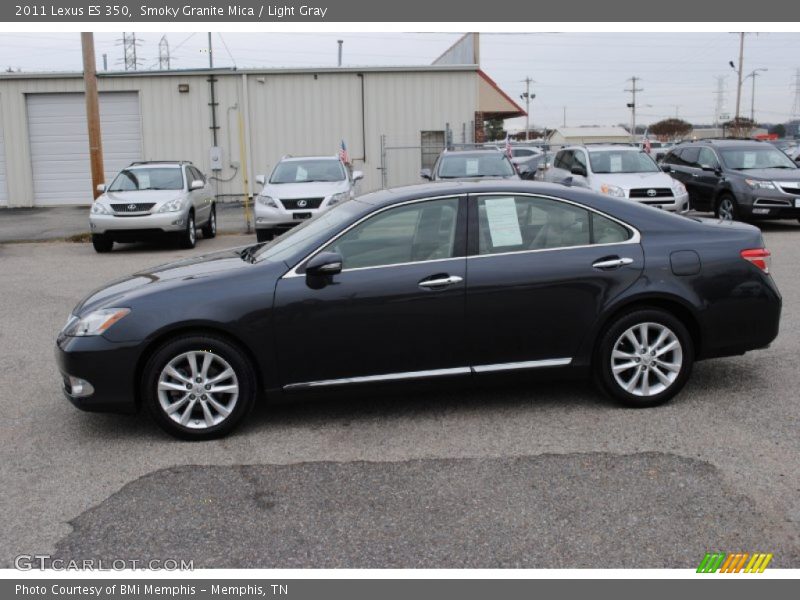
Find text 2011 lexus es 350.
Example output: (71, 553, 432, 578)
(56, 181, 781, 439)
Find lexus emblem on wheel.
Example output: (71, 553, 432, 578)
(647, 189, 657, 197)
(127, 203, 137, 211)
(297, 199, 308, 208)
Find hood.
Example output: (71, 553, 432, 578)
(101, 189, 187, 205)
(728, 168, 800, 182)
(73, 246, 258, 315)
(591, 172, 678, 190)
(262, 179, 350, 199)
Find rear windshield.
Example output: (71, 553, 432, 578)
(270, 160, 346, 184)
(589, 151, 659, 174)
(108, 167, 184, 191)
(437, 153, 515, 178)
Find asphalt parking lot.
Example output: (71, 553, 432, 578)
(1, 220, 799, 568)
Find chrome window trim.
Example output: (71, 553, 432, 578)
(282, 194, 464, 279)
(282, 358, 573, 390)
(281, 191, 641, 279)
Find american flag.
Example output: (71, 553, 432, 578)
(504, 134, 513, 159)
(643, 138, 652, 154)
(339, 139, 350, 165)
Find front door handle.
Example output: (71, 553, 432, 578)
(418, 275, 463, 289)
(592, 257, 634, 270)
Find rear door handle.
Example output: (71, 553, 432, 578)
(592, 257, 634, 269)
(418, 275, 463, 289)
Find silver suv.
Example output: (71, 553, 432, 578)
(540, 144, 690, 213)
(89, 161, 216, 253)
(254, 155, 363, 242)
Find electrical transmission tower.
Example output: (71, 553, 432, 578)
(118, 33, 141, 71)
(713, 76, 727, 126)
(158, 35, 171, 70)
(792, 68, 800, 119)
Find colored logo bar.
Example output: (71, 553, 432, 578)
(697, 552, 773, 573)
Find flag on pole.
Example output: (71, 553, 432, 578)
(504, 133, 513, 159)
(643, 137, 652, 154)
(339, 139, 350, 165)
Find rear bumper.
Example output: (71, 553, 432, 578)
(90, 212, 187, 235)
(55, 333, 141, 414)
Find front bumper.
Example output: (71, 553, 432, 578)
(254, 204, 328, 229)
(740, 189, 800, 219)
(55, 333, 142, 414)
(89, 211, 188, 236)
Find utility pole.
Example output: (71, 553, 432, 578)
(625, 76, 643, 141)
(207, 32, 219, 148)
(81, 33, 105, 201)
(158, 35, 171, 70)
(337, 39, 343, 67)
(520, 77, 535, 140)
(731, 32, 746, 122)
(102, 53, 107, 71)
(792, 68, 800, 119)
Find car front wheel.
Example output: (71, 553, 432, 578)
(256, 228, 275, 243)
(201, 205, 217, 239)
(91, 234, 113, 253)
(179, 212, 196, 249)
(594, 309, 693, 408)
(142, 334, 257, 440)
(715, 194, 738, 221)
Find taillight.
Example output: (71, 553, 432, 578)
(741, 248, 771, 274)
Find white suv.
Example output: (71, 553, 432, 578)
(89, 161, 216, 252)
(254, 156, 362, 242)
(540, 144, 690, 213)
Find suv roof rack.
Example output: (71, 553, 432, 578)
(128, 160, 194, 166)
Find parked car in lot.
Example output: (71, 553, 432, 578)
(541, 144, 690, 213)
(57, 180, 781, 439)
(421, 149, 519, 181)
(660, 139, 800, 222)
(512, 153, 547, 179)
(89, 161, 216, 252)
(254, 155, 362, 242)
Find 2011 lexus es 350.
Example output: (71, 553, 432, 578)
(56, 181, 782, 439)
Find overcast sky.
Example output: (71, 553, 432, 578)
(2, 31, 799, 130)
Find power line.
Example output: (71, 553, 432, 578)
(217, 33, 237, 68)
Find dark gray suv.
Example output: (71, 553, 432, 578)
(660, 139, 800, 222)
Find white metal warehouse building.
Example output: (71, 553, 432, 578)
(0, 58, 523, 207)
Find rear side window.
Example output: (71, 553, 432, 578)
(476, 195, 631, 255)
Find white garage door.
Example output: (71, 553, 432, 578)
(27, 92, 142, 206)
(0, 106, 7, 206)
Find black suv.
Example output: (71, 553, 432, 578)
(421, 149, 519, 181)
(660, 139, 800, 222)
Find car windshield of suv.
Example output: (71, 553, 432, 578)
(270, 160, 346, 183)
(719, 147, 798, 170)
(437, 153, 515, 178)
(108, 167, 184, 191)
(589, 151, 659, 174)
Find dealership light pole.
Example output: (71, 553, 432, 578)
(625, 76, 643, 141)
(520, 77, 535, 140)
(745, 68, 768, 122)
(81, 32, 105, 201)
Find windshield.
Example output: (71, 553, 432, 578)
(253, 199, 365, 264)
(108, 167, 184, 191)
(270, 159, 346, 184)
(589, 151, 659, 174)
(719, 147, 798, 170)
(437, 153, 515, 178)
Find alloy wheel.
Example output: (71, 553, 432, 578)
(610, 322, 683, 397)
(718, 198, 734, 221)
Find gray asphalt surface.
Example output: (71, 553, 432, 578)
(1, 220, 799, 568)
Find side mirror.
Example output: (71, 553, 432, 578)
(96, 183, 107, 193)
(518, 166, 532, 179)
(661, 164, 672, 172)
(189, 179, 204, 190)
(255, 175, 266, 186)
(352, 170, 364, 182)
(420, 168, 432, 180)
(570, 165, 587, 177)
(306, 251, 343, 277)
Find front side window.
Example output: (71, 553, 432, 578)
(270, 159, 346, 184)
(588, 150, 659, 174)
(322, 197, 460, 270)
(476, 195, 631, 255)
(698, 148, 720, 169)
(108, 167, 184, 192)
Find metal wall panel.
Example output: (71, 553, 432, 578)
(0, 96, 7, 205)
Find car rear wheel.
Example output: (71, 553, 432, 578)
(91, 234, 113, 253)
(201, 205, 217, 239)
(142, 334, 256, 440)
(715, 194, 738, 221)
(179, 212, 196, 249)
(594, 309, 693, 408)
(256, 228, 275, 243)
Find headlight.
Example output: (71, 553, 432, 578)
(600, 183, 626, 198)
(745, 179, 776, 190)
(90, 202, 110, 215)
(157, 197, 186, 213)
(62, 308, 130, 337)
(328, 192, 349, 206)
(672, 181, 687, 195)
(257, 195, 279, 208)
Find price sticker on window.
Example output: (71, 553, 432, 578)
(484, 197, 523, 247)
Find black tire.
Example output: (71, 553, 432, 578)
(201, 205, 217, 239)
(179, 211, 196, 249)
(141, 334, 257, 440)
(91, 234, 113, 253)
(594, 308, 694, 408)
(714, 194, 739, 221)
(256, 228, 274, 243)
